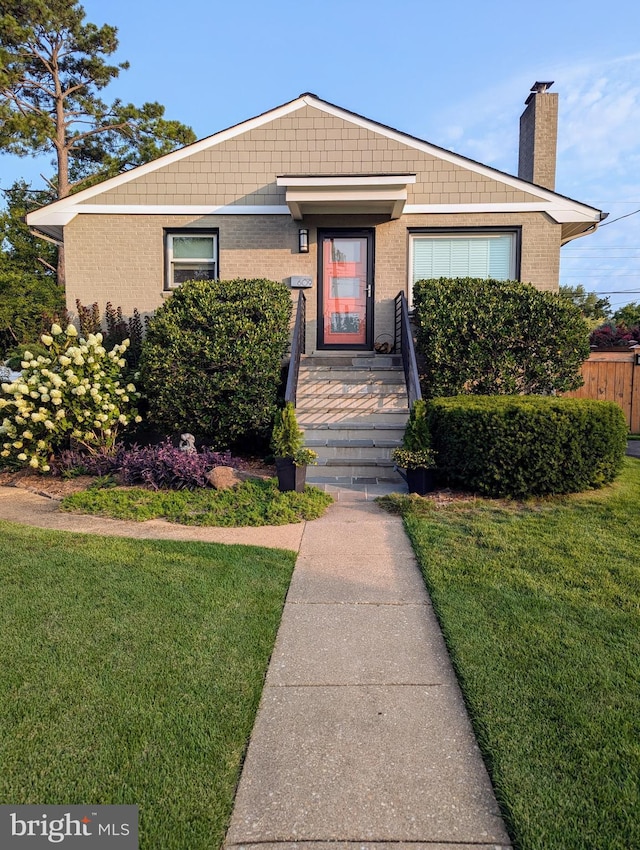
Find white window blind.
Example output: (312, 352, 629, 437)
(412, 233, 515, 283)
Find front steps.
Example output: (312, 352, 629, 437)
(295, 354, 409, 484)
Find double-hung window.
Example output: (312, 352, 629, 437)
(165, 230, 218, 289)
(410, 229, 519, 300)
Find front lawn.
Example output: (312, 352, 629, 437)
(0, 523, 296, 849)
(380, 457, 640, 850)
(60, 478, 333, 526)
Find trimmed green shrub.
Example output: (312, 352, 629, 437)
(140, 279, 291, 448)
(413, 278, 590, 397)
(427, 395, 627, 497)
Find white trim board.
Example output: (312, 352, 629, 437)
(37, 201, 600, 226)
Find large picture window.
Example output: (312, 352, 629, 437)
(410, 230, 518, 295)
(165, 231, 218, 289)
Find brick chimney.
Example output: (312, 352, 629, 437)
(518, 81, 558, 190)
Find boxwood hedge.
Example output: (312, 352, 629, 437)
(140, 278, 291, 448)
(428, 395, 627, 497)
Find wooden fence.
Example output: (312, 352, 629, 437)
(564, 347, 640, 433)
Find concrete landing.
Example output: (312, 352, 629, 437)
(224, 486, 512, 848)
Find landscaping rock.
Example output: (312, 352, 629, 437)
(206, 466, 243, 490)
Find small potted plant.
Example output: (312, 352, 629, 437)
(392, 399, 436, 495)
(272, 402, 317, 492)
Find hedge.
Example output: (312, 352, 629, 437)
(413, 277, 590, 397)
(140, 278, 291, 448)
(428, 395, 628, 497)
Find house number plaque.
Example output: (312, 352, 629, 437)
(289, 276, 313, 289)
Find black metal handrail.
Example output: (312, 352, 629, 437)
(284, 291, 306, 406)
(394, 291, 422, 408)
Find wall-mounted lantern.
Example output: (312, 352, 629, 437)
(298, 228, 309, 253)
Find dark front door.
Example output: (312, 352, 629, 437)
(318, 230, 374, 349)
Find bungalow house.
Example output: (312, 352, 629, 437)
(26, 83, 604, 482)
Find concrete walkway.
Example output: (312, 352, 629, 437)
(224, 483, 512, 849)
(0, 481, 512, 846)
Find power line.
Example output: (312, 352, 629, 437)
(599, 209, 640, 227)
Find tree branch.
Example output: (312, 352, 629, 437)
(37, 257, 58, 274)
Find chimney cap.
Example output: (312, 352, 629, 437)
(525, 81, 555, 104)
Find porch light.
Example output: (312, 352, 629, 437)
(298, 228, 309, 253)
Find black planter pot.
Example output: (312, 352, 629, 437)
(275, 456, 307, 493)
(406, 466, 435, 495)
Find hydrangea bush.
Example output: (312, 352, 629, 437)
(0, 323, 141, 471)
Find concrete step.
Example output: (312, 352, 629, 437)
(311, 444, 398, 461)
(308, 459, 403, 482)
(297, 409, 409, 426)
(302, 425, 406, 445)
(304, 437, 402, 449)
(297, 397, 409, 416)
(302, 355, 401, 369)
(298, 371, 405, 386)
(297, 382, 405, 397)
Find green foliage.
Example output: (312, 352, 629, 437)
(0, 323, 141, 470)
(62, 478, 333, 526)
(0, 180, 58, 276)
(413, 278, 591, 397)
(559, 284, 611, 328)
(0, 0, 195, 199)
(612, 301, 640, 328)
(0, 267, 65, 358)
(392, 400, 436, 469)
(75, 299, 145, 369)
(427, 395, 628, 497)
(140, 279, 292, 448)
(271, 402, 317, 465)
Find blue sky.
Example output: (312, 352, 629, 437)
(2, 0, 639, 311)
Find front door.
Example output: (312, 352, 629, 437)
(318, 230, 374, 349)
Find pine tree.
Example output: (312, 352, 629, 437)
(0, 0, 196, 285)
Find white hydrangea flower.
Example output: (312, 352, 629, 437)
(41, 334, 53, 346)
(17, 453, 27, 461)
(65, 324, 78, 336)
(29, 457, 39, 469)
(51, 324, 63, 336)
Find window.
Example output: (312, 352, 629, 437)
(165, 231, 218, 289)
(410, 230, 518, 295)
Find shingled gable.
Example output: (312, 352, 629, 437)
(27, 92, 602, 245)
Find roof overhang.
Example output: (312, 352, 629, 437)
(276, 174, 416, 220)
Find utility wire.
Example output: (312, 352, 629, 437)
(598, 208, 640, 227)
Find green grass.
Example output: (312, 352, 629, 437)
(0, 523, 296, 849)
(61, 478, 333, 525)
(379, 458, 640, 850)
